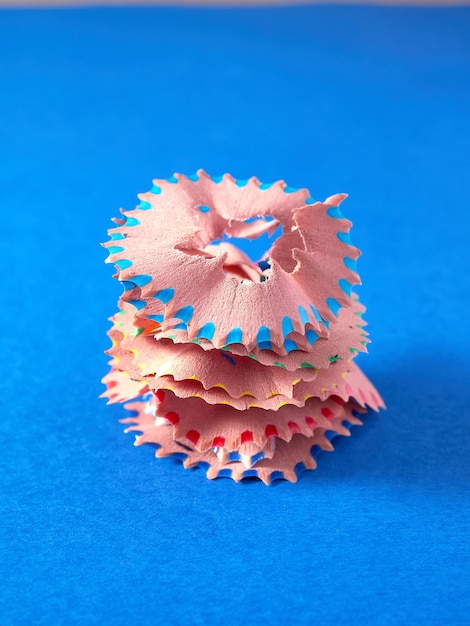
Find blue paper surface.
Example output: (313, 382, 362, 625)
(1, 5, 469, 625)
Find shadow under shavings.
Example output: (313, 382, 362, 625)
(304, 349, 470, 489)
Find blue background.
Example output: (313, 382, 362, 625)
(1, 5, 469, 624)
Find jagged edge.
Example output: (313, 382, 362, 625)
(123, 413, 366, 485)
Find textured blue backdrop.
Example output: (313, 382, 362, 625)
(1, 5, 469, 625)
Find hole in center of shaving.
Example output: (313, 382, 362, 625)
(181, 216, 283, 282)
(212, 217, 282, 282)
